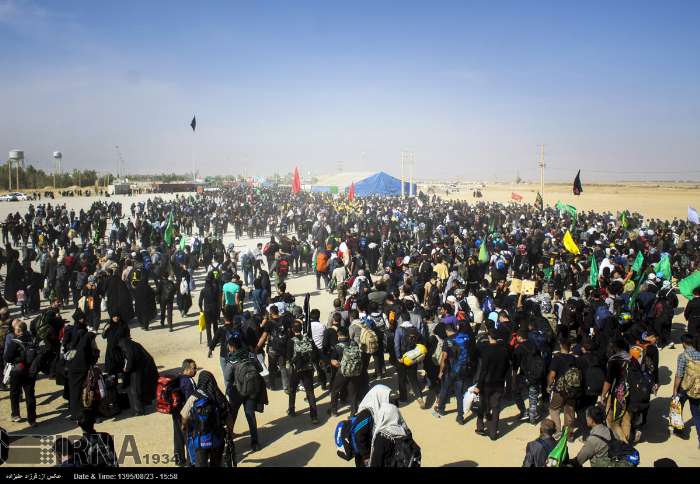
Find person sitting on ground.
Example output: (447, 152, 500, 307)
(522, 418, 557, 467)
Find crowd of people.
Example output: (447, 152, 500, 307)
(1, 183, 699, 468)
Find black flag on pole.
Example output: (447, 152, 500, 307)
(190, 116, 196, 132)
(573, 170, 582, 195)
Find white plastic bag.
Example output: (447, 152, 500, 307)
(462, 385, 480, 414)
(3, 363, 14, 385)
(257, 353, 269, 377)
(669, 396, 684, 430)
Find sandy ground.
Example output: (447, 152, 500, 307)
(0, 191, 699, 467)
(425, 181, 700, 222)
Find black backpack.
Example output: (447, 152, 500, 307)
(524, 342, 545, 384)
(384, 434, 421, 468)
(232, 358, 261, 398)
(428, 285, 440, 309)
(400, 326, 419, 356)
(625, 361, 653, 411)
(269, 322, 289, 354)
(584, 365, 606, 397)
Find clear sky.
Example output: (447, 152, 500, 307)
(0, 0, 698, 181)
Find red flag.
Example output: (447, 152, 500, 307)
(292, 167, 301, 194)
(348, 182, 355, 201)
(511, 192, 523, 201)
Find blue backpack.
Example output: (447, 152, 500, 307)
(335, 415, 372, 461)
(188, 391, 222, 452)
(359, 237, 368, 253)
(452, 332, 471, 374)
(482, 296, 496, 314)
(594, 305, 613, 330)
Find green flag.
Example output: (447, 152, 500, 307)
(543, 267, 553, 281)
(478, 241, 489, 264)
(654, 254, 672, 281)
(179, 235, 187, 251)
(631, 252, 644, 273)
(619, 211, 628, 229)
(679, 271, 700, 300)
(163, 213, 174, 246)
(629, 268, 648, 308)
(546, 426, 570, 467)
(589, 255, 599, 287)
(555, 201, 577, 222)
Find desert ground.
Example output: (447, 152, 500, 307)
(1, 186, 699, 467)
(424, 181, 700, 222)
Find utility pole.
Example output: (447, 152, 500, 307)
(7, 160, 11, 191)
(538, 144, 545, 204)
(401, 151, 406, 198)
(407, 151, 415, 197)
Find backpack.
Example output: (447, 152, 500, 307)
(625, 361, 653, 411)
(269, 322, 289, 354)
(316, 252, 329, 273)
(155, 375, 183, 414)
(481, 296, 496, 314)
(359, 237, 368, 252)
(190, 391, 221, 450)
(431, 335, 444, 366)
(681, 359, 700, 399)
(335, 415, 373, 461)
(590, 434, 639, 467)
(524, 342, 545, 384)
(400, 326, 420, 356)
(561, 299, 580, 327)
(584, 365, 606, 397)
(292, 336, 314, 372)
(232, 358, 261, 398)
(340, 343, 362, 377)
(555, 364, 582, 397)
(594, 305, 613, 330)
(13, 339, 38, 374)
(241, 253, 254, 270)
(427, 285, 440, 309)
(370, 313, 387, 332)
(383, 434, 422, 468)
(451, 332, 470, 375)
(33, 311, 52, 343)
(179, 278, 189, 296)
(277, 259, 289, 277)
(357, 322, 379, 355)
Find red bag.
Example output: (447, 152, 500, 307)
(156, 375, 183, 414)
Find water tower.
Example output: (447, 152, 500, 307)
(53, 151, 62, 189)
(8, 150, 24, 191)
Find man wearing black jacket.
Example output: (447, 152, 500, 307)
(4, 322, 37, 426)
(474, 329, 510, 440)
(157, 275, 177, 332)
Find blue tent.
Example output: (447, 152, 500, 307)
(353, 171, 416, 197)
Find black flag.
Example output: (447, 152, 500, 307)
(190, 116, 196, 132)
(573, 170, 582, 195)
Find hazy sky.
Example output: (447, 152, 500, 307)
(1, 0, 698, 181)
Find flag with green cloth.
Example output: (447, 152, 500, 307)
(478, 241, 489, 264)
(543, 266, 553, 281)
(546, 427, 570, 467)
(555, 201, 577, 222)
(679, 271, 700, 300)
(619, 211, 628, 229)
(163, 212, 174, 246)
(589, 255, 599, 287)
(179, 235, 187, 251)
(654, 254, 672, 281)
(629, 268, 649, 308)
(631, 252, 644, 273)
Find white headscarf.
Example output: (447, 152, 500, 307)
(357, 385, 409, 463)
